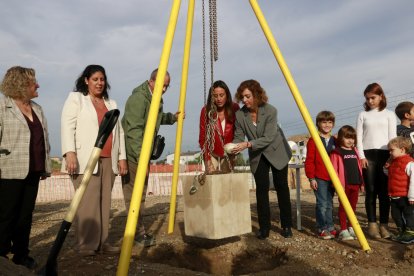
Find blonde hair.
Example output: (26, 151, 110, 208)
(0, 66, 36, 100)
(388, 136, 412, 153)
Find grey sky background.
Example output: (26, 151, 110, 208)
(1, 0, 414, 157)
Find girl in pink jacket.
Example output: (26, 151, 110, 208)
(330, 125, 364, 240)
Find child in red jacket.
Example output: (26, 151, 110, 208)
(330, 125, 364, 240)
(305, 111, 336, 239)
(387, 136, 414, 244)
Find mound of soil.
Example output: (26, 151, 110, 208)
(1, 191, 414, 275)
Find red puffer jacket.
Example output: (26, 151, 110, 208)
(388, 155, 414, 197)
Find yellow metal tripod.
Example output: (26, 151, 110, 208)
(117, 1, 371, 275)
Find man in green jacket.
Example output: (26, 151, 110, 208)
(121, 68, 179, 247)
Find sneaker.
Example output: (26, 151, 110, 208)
(135, 233, 156, 247)
(348, 227, 356, 239)
(391, 232, 404, 242)
(339, 229, 354, 241)
(399, 230, 414, 244)
(391, 228, 405, 242)
(329, 229, 337, 238)
(318, 230, 333, 240)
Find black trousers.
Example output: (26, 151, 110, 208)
(390, 197, 414, 230)
(0, 172, 40, 257)
(253, 156, 292, 230)
(363, 149, 390, 223)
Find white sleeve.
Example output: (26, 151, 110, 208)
(61, 92, 80, 156)
(388, 111, 397, 140)
(405, 162, 414, 201)
(356, 112, 365, 159)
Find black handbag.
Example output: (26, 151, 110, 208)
(151, 135, 165, 160)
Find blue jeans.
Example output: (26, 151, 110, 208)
(314, 178, 334, 232)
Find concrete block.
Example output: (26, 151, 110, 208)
(183, 173, 252, 239)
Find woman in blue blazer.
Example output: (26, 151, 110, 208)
(232, 79, 293, 239)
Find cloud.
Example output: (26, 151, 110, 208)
(1, 0, 414, 156)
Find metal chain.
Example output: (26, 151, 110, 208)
(211, 0, 218, 62)
(199, 0, 208, 163)
(194, 0, 231, 193)
(205, 0, 218, 166)
(200, 0, 209, 168)
(208, 0, 232, 172)
(206, 109, 217, 158)
(194, 0, 209, 192)
(208, 0, 215, 85)
(200, 0, 214, 171)
(202, 0, 207, 106)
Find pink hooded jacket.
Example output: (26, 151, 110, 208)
(329, 147, 364, 188)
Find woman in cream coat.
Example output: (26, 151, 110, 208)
(61, 65, 127, 256)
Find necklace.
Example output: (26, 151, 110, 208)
(250, 109, 257, 123)
(89, 94, 104, 104)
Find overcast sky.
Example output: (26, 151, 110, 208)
(1, 0, 414, 157)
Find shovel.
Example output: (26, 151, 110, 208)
(38, 109, 120, 276)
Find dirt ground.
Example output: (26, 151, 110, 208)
(1, 190, 414, 276)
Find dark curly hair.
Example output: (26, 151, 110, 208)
(74, 65, 110, 99)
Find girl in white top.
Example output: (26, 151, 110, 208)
(356, 83, 397, 239)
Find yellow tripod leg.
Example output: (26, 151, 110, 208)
(116, 1, 183, 275)
(249, 0, 370, 252)
(168, 0, 195, 234)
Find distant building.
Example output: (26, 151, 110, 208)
(166, 151, 201, 165)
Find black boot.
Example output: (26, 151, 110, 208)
(12, 255, 37, 269)
(281, 227, 293, 238)
(256, 229, 270, 240)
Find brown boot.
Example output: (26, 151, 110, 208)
(379, 224, 391, 239)
(368, 222, 381, 239)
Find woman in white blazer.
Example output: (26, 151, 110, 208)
(231, 79, 293, 240)
(61, 65, 127, 256)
